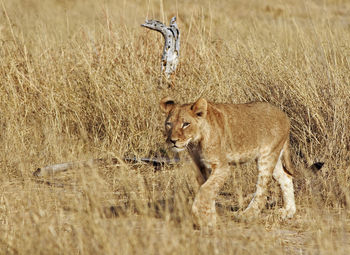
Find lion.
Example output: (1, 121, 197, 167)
(160, 96, 296, 228)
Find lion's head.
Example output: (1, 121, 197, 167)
(160, 96, 208, 152)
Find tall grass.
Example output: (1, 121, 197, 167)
(0, 0, 350, 254)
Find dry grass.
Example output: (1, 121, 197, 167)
(1, 0, 350, 254)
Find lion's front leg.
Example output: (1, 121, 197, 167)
(192, 163, 230, 228)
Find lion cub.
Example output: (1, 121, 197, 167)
(160, 96, 296, 228)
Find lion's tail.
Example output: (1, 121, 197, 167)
(282, 139, 294, 176)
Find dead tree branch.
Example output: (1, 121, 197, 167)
(141, 16, 180, 79)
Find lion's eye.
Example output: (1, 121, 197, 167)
(182, 122, 190, 129)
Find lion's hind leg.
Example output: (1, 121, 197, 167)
(272, 150, 296, 219)
(244, 151, 279, 216)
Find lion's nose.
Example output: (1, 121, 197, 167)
(170, 138, 178, 145)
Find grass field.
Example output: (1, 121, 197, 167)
(1, 0, 350, 254)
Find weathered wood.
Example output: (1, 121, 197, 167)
(141, 16, 180, 79)
(33, 156, 182, 177)
(33, 159, 106, 177)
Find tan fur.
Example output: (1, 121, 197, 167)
(160, 96, 296, 228)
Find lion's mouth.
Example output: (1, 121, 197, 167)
(170, 138, 192, 152)
(170, 143, 185, 151)
(171, 146, 185, 152)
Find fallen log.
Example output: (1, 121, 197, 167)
(33, 156, 181, 177)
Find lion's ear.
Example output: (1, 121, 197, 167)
(191, 98, 207, 118)
(160, 96, 176, 114)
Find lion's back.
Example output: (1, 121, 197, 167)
(209, 101, 290, 152)
(215, 101, 289, 129)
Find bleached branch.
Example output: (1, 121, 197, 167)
(141, 16, 180, 79)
